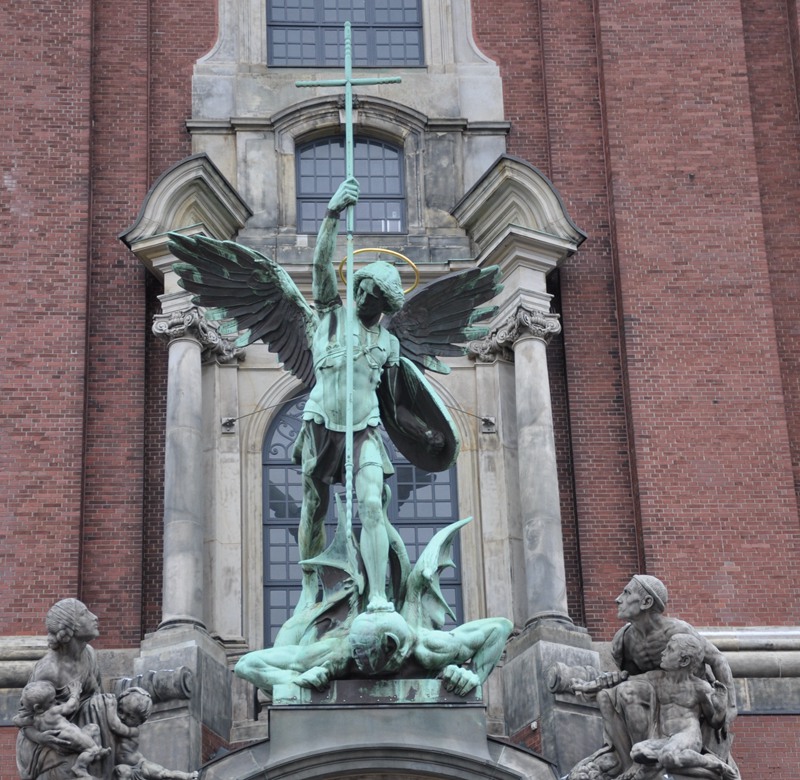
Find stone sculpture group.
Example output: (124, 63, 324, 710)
(14, 175, 743, 780)
(562, 575, 739, 780)
(14, 599, 196, 780)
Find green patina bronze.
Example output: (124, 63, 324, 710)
(167, 23, 509, 697)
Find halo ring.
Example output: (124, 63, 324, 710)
(338, 248, 420, 294)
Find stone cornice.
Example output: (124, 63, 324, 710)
(120, 154, 252, 281)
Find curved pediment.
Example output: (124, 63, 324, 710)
(452, 155, 586, 256)
(120, 153, 252, 278)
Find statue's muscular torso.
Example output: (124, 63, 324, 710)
(613, 617, 699, 675)
(303, 303, 399, 432)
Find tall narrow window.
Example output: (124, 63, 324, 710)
(262, 393, 462, 645)
(268, 0, 424, 68)
(296, 136, 405, 234)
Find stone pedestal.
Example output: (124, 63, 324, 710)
(503, 623, 603, 775)
(202, 681, 558, 780)
(133, 625, 233, 773)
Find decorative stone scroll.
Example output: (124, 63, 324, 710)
(468, 305, 561, 363)
(152, 307, 242, 364)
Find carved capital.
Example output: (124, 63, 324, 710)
(153, 308, 243, 364)
(513, 306, 562, 342)
(468, 306, 561, 362)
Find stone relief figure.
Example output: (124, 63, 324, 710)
(15, 599, 196, 780)
(563, 576, 738, 780)
(170, 177, 502, 616)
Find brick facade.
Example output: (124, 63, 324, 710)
(2, 0, 798, 776)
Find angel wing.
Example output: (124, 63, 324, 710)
(400, 516, 471, 631)
(168, 233, 318, 388)
(384, 267, 502, 374)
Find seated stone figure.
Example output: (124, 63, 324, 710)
(565, 575, 737, 780)
(573, 633, 738, 780)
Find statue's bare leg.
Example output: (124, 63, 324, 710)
(597, 680, 656, 774)
(297, 474, 329, 610)
(356, 461, 391, 611)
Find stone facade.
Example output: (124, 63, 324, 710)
(2, 0, 800, 778)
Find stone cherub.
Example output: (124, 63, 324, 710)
(110, 688, 198, 780)
(169, 177, 502, 615)
(14, 680, 112, 778)
(564, 575, 738, 780)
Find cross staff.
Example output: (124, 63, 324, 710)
(296, 22, 401, 536)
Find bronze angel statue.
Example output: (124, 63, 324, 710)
(169, 177, 502, 616)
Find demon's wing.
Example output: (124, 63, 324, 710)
(384, 266, 502, 374)
(400, 517, 471, 631)
(168, 233, 318, 388)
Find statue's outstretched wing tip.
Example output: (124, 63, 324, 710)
(387, 266, 502, 373)
(167, 234, 316, 388)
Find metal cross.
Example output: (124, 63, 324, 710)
(296, 22, 401, 534)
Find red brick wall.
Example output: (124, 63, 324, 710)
(475, 0, 800, 634)
(733, 715, 800, 779)
(0, 1, 92, 630)
(741, 0, 800, 531)
(0, 729, 17, 780)
(1, 0, 216, 642)
(77, 0, 151, 649)
(592, 0, 800, 625)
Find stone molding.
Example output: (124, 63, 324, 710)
(153, 307, 242, 364)
(469, 306, 561, 363)
(119, 153, 251, 280)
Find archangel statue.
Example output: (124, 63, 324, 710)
(169, 177, 512, 694)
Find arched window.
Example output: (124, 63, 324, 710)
(268, 0, 424, 68)
(262, 392, 462, 645)
(296, 136, 406, 234)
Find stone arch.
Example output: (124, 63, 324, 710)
(240, 370, 305, 645)
(201, 738, 557, 780)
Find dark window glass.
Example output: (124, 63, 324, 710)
(268, 0, 424, 67)
(296, 136, 405, 234)
(262, 392, 463, 646)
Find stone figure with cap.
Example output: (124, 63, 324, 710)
(564, 575, 738, 780)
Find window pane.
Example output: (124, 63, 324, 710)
(296, 137, 405, 234)
(268, 0, 423, 67)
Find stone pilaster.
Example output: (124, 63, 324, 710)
(472, 305, 569, 627)
(153, 307, 240, 630)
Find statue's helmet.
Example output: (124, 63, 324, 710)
(353, 261, 405, 313)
